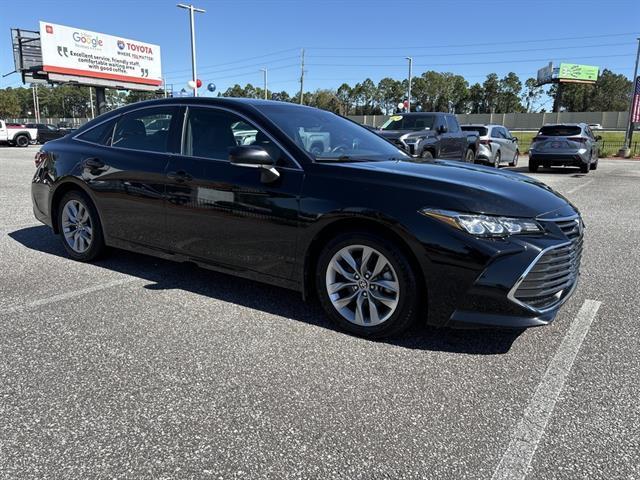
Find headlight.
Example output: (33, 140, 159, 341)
(403, 136, 424, 144)
(419, 208, 543, 237)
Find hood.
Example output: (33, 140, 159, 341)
(378, 129, 434, 141)
(328, 159, 577, 218)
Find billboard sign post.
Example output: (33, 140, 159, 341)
(39, 21, 162, 88)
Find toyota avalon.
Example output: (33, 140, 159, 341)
(31, 98, 583, 338)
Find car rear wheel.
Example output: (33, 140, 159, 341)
(509, 150, 519, 167)
(58, 191, 106, 261)
(493, 151, 501, 168)
(528, 159, 539, 173)
(465, 149, 475, 163)
(420, 150, 434, 160)
(590, 156, 598, 170)
(15, 134, 29, 147)
(315, 232, 418, 338)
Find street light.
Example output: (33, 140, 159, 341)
(177, 3, 205, 97)
(260, 68, 268, 100)
(405, 56, 413, 113)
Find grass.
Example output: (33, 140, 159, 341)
(513, 130, 636, 157)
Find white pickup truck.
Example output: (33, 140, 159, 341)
(0, 120, 38, 147)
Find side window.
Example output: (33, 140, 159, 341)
(446, 116, 460, 133)
(490, 127, 501, 139)
(76, 118, 117, 146)
(112, 107, 177, 153)
(184, 107, 286, 165)
(584, 126, 593, 139)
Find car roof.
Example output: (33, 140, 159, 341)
(541, 123, 586, 127)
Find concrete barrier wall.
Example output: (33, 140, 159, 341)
(351, 111, 630, 130)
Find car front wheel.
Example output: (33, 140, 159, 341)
(315, 232, 419, 338)
(465, 149, 475, 162)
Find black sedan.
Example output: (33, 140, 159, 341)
(31, 98, 583, 338)
(26, 123, 70, 144)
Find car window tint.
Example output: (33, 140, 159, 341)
(112, 108, 176, 152)
(461, 126, 488, 136)
(76, 118, 117, 146)
(445, 116, 459, 133)
(539, 126, 582, 136)
(183, 107, 285, 165)
(503, 127, 512, 139)
(490, 127, 501, 139)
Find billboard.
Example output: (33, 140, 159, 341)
(39, 21, 162, 87)
(536, 62, 553, 86)
(558, 63, 599, 82)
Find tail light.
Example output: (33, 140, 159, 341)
(567, 137, 587, 143)
(479, 139, 491, 145)
(34, 150, 47, 167)
(532, 136, 547, 143)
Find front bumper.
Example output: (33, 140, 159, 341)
(418, 213, 583, 329)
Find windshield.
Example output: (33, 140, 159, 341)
(255, 104, 409, 161)
(461, 126, 488, 136)
(380, 114, 435, 131)
(539, 126, 582, 136)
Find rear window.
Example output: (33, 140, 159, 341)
(76, 118, 116, 146)
(538, 126, 582, 136)
(461, 126, 488, 136)
(380, 115, 436, 131)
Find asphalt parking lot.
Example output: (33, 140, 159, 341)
(1, 146, 639, 479)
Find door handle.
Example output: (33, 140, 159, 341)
(83, 157, 106, 170)
(167, 170, 192, 182)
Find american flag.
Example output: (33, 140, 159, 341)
(632, 76, 640, 123)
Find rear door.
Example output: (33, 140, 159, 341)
(164, 105, 303, 280)
(445, 115, 465, 160)
(76, 105, 181, 249)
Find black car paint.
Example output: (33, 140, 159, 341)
(32, 97, 581, 329)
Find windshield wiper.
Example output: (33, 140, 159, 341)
(314, 156, 371, 163)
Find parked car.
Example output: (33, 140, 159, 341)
(529, 123, 600, 173)
(26, 123, 69, 144)
(32, 98, 583, 338)
(377, 113, 475, 162)
(461, 124, 520, 168)
(0, 120, 38, 147)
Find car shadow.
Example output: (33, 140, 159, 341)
(8, 225, 524, 355)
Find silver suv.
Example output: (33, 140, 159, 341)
(461, 124, 519, 168)
(529, 123, 600, 174)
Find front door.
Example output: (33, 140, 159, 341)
(164, 106, 303, 280)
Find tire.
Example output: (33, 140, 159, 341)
(15, 134, 29, 147)
(528, 159, 539, 173)
(493, 151, 501, 168)
(315, 231, 419, 339)
(465, 149, 475, 163)
(590, 158, 598, 170)
(579, 162, 589, 174)
(420, 150, 434, 160)
(57, 190, 106, 262)
(509, 150, 519, 167)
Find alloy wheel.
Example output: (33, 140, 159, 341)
(325, 244, 400, 326)
(61, 199, 93, 253)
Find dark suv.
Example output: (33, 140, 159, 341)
(529, 123, 600, 173)
(31, 98, 583, 338)
(377, 113, 474, 162)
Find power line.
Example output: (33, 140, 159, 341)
(162, 47, 300, 74)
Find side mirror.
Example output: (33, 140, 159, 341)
(438, 125, 448, 134)
(595, 135, 602, 141)
(229, 145, 279, 183)
(512, 136, 518, 143)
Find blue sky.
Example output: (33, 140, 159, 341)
(2, 0, 639, 109)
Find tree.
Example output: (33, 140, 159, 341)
(377, 77, 403, 114)
(336, 83, 353, 115)
(483, 73, 500, 113)
(468, 83, 484, 113)
(523, 78, 544, 112)
(498, 72, 523, 113)
(590, 69, 632, 111)
(0, 88, 21, 117)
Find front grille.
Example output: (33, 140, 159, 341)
(512, 217, 583, 311)
(393, 139, 407, 151)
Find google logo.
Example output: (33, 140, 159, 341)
(72, 32, 103, 48)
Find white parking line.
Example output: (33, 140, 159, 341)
(0, 277, 140, 316)
(491, 299, 602, 480)
(565, 178, 595, 195)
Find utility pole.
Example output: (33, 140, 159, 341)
(621, 37, 640, 158)
(163, 77, 168, 98)
(177, 3, 206, 97)
(405, 56, 413, 112)
(260, 68, 268, 99)
(31, 85, 40, 123)
(299, 48, 305, 105)
(89, 86, 95, 119)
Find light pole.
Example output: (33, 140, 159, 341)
(405, 56, 413, 113)
(621, 37, 640, 157)
(177, 3, 205, 97)
(260, 68, 268, 99)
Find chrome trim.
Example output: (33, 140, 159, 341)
(536, 213, 579, 223)
(73, 103, 303, 171)
(507, 240, 578, 314)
